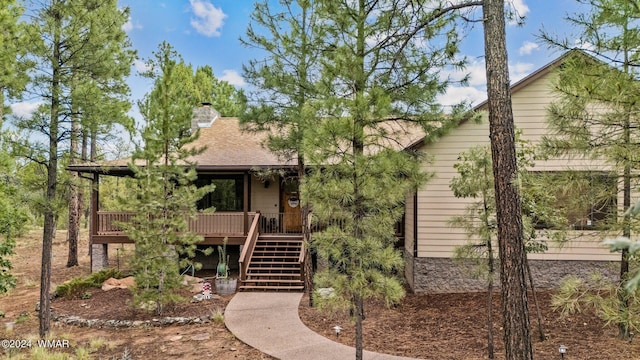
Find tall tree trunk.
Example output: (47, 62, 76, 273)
(40, 3, 62, 336)
(300, 158, 315, 306)
(354, 295, 364, 360)
(619, 113, 631, 339)
(482, 1, 533, 359)
(67, 109, 80, 267)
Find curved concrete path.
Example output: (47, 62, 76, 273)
(225, 292, 418, 360)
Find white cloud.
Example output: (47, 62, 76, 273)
(122, 18, 142, 32)
(509, 0, 530, 17)
(519, 41, 539, 55)
(10, 101, 42, 118)
(438, 86, 487, 108)
(509, 62, 535, 83)
(189, 0, 227, 37)
(440, 58, 487, 87)
(134, 59, 151, 73)
(220, 70, 245, 86)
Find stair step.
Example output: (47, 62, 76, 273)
(242, 279, 304, 284)
(239, 285, 304, 291)
(246, 275, 300, 280)
(242, 234, 304, 292)
(248, 267, 300, 272)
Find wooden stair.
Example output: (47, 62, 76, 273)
(239, 234, 304, 291)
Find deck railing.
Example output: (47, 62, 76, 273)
(238, 212, 261, 282)
(258, 212, 303, 234)
(96, 211, 257, 236)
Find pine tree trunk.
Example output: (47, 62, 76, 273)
(40, 4, 62, 335)
(67, 110, 80, 267)
(482, 1, 533, 359)
(619, 119, 631, 339)
(300, 158, 315, 307)
(354, 295, 364, 360)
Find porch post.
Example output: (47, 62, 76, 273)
(243, 172, 249, 235)
(90, 173, 108, 272)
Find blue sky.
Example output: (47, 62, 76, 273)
(11, 0, 588, 121)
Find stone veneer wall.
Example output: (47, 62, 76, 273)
(91, 244, 109, 272)
(405, 249, 620, 293)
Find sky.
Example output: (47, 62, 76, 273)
(11, 0, 589, 123)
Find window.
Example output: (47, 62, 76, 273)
(196, 175, 244, 211)
(530, 171, 617, 230)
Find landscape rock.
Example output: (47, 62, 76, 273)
(102, 276, 136, 291)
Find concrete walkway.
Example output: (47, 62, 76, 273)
(224, 292, 418, 360)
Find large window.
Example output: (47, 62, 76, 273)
(196, 175, 244, 211)
(531, 171, 617, 230)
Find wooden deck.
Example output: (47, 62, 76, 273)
(92, 211, 260, 245)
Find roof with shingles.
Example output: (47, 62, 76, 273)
(68, 117, 297, 175)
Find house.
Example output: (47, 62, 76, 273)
(68, 105, 309, 291)
(69, 52, 621, 294)
(403, 51, 621, 293)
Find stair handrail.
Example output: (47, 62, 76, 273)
(239, 211, 261, 283)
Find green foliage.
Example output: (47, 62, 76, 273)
(54, 269, 123, 299)
(449, 131, 566, 279)
(193, 65, 246, 116)
(0, 0, 31, 122)
(0, 134, 30, 294)
(216, 238, 229, 279)
(552, 272, 640, 335)
(241, 0, 323, 161)
(121, 42, 215, 316)
(541, 0, 640, 338)
(291, 3, 475, 357)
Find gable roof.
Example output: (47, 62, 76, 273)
(68, 117, 297, 175)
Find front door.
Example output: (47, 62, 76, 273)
(281, 178, 302, 233)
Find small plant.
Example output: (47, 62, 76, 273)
(82, 291, 92, 300)
(88, 337, 107, 352)
(75, 346, 91, 360)
(216, 238, 229, 279)
(55, 268, 123, 299)
(15, 311, 29, 324)
(210, 307, 225, 323)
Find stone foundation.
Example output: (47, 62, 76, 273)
(91, 244, 109, 272)
(405, 250, 620, 293)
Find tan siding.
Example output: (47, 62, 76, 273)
(416, 70, 615, 261)
(250, 175, 280, 213)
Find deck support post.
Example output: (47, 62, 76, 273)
(243, 172, 249, 235)
(90, 173, 108, 272)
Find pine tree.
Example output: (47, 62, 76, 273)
(0, 135, 30, 294)
(0, 0, 30, 124)
(241, 0, 326, 303)
(192, 65, 246, 116)
(540, 0, 640, 339)
(121, 42, 214, 316)
(482, 0, 532, 358)
(450, 133, 566, 358)
(11, 0, 135, 336)
(300, 1, 471, 359)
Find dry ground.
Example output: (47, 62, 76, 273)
(1, 228, 639, 359)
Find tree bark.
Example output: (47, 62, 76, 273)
(40, 2, 62, 336)
(67, 109, 80, 267)
(482, 1, 533, 359)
